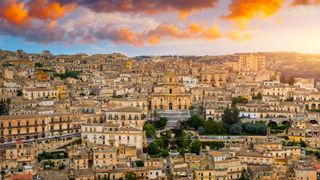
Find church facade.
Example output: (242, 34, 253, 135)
(151, 67, 191, 111)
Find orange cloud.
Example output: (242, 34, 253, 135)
(149, 36, 162, 45)
(3, 0, 28, 24)
(201, 21, 222, 42)
(189, 21, 205, 34)
(178, 10, 194, 20)
(48, 21, 58, 28)
(292, 0, 320, 5)
(221, 0, 286, 30)
(229, 30, 252, 42)
(27, 0, 76, 21)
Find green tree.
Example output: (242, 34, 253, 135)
(0, 100, 7, 115)
(288, 74, 295, 85)
(232, 96, 248, 105)
(79, 93, 86, 96)
(182, 140, 191, 147)
(239, 168, 249, 180)
(136, 161, 144, 167)
(143, 123, 155, 137)
(300, 140, 307, 147)
(58, 165, 65, 170)
(230, 123, 242, 135)
(157, 117, 168, 128)
(151, 110, 160, 120)
(155, 140, 165, 147)
(199, 106, 205, 111)
(89, 92, 96, 96)
(35, 62, 43, 67)
(148, 142, 159, 154)
(257, 93, 262, 99)
(180, 149, 187, 156)
(188, 115, 203, 130)
(6, 98, 11, 105)
(190, 140, 202, 155)
(198, 126, 206, 134)
(161, 150, 169, 157)
(17, 90, 23, 96)
(222, 107, 240, 125)
(250, 142, 254, 148)
(280, 72, 286, 83)
(203, 121, 223, 135)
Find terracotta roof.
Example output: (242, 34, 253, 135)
(11, 174, 32, 179)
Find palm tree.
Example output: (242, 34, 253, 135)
(151, 110, 160, 120)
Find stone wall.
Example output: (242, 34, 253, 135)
(27, 137, 81, 155)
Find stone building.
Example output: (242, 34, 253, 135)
(151, 67, 191, 111)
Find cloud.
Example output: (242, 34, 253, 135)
(229, 30, 252, 42)
(27, 0, 76, 21)
(3, 0, 29, 24)
(48, 21, 58, 28)
(49, 0, 220, 19)
(188, 21, 205, 34)
(0, 0, 255, 47)
(0, 18, 67, 45)
(291, 0, 320, 5)
(200, 21, 223, 42)
(221, 0, 286, 30)
(277, 19, 283, 24)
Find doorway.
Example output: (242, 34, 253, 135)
(169, 103, 173, 110)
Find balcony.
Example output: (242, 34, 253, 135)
(1, 124, 46, 129)
(50, 120, 72, 124)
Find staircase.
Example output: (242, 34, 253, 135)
(157, 110, 190, 130)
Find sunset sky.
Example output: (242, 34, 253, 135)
(0, 0, 319, 56)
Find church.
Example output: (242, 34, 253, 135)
(151, 66, 191, 111)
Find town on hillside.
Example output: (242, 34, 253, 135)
(0, 49, 319, 180)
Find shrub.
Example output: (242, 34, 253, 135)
(136, 161, 144, 167)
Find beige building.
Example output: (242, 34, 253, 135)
(151, 67, 191, 111)
(104, 106, 145, 129)
(82, 123, 144, 149)
(238, 54, 265, 71)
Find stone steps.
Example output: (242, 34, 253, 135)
(156, 110, 190, 129)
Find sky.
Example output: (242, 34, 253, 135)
(0, 0, 319, 57)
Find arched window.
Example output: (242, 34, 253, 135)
(170, 78, 172, 83)
(169, 89, 172, 94)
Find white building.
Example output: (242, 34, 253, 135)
(81, 123, 143, 149)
